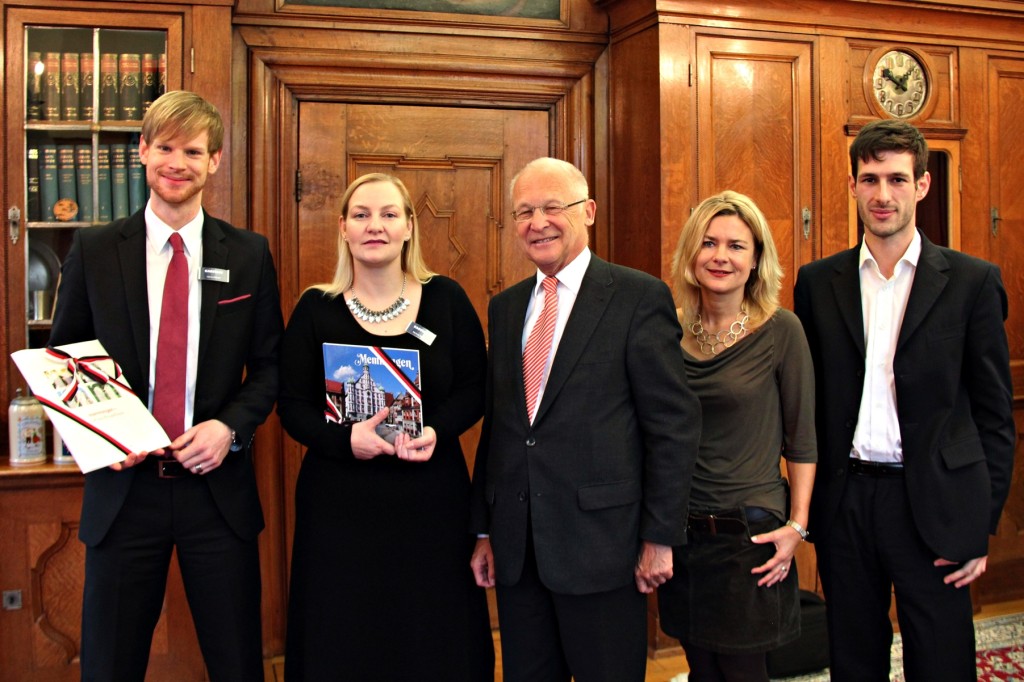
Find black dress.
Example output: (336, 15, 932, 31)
(279, 276, 494, 681)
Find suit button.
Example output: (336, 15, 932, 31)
(518, 491, 527, 502)
(525, 437, 536, 447)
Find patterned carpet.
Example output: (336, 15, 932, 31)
(667, 612, 1024, 682)
(775, 612, 1024, 682)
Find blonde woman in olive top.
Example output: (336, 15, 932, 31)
(658, 191, 817, 682)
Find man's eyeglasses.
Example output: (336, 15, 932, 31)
(511, 198, 587, 223)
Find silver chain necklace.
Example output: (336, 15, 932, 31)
(347, 274, 410, 323)
(689, 310, 749, 356)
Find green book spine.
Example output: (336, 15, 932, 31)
(40, 144, 59, 221)
(61, 53, 80, 120)
(80, 52, 95, 121)
(57, 145, 79, 219)
(99, 54, 118, 121)
(128, 139, 147, 214)
(43, 52, 61, 121)
(27, 146, 42, 222)
(75, 144, 94, 223)
(110, 143, 130, 220)
(26, 52, 44, 121)
(118, 54, 142, 121)
(96, 144, 112, 222)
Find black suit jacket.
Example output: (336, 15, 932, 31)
(470, 254, 700, 595)
(794, 233, 1015, 561)
(50, 210, 283, 546)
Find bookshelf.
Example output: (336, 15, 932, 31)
(22, 26, 166, 348)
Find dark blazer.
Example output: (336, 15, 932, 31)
(794, 233, 1015, 561)
(470, 254, 700, 595)
(50, 210, 283, 546)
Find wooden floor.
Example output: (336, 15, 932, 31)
(265, 598, 1024, 682)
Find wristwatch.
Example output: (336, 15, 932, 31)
(786, 519, 809, 541)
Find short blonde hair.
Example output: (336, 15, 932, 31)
(141, 90, 224, 153)
(313, 173, 436, 297)
(671, 190, 782, 327)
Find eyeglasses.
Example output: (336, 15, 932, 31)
(511, 198, 587, 223)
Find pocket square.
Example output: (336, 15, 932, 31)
(218, 294, 252, 305)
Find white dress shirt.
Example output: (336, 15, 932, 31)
(521, 248, 591, 413)
(145, 204, 204, 432)
(851, 230, 922, 463)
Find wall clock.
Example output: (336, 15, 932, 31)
(871, 49, 928, 119)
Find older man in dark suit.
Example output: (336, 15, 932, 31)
(470, 157, 700, 682)
(794, 119, 1015, 681)
(50, 91, 282, 681)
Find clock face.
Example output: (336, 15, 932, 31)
(872, 50, 928, 119)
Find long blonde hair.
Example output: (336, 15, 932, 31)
(670, 190, 782, 328)
(312, 173, 436, 297)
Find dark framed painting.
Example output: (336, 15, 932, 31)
(287, 0, 560, 19)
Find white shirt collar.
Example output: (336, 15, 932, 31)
(858, 228, 922, 277)
(145, 204, 205, 256)
(532, 248, 591, 297)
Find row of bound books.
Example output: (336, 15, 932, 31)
(27, 141, 149, 223)
(27, 51, 166, 122)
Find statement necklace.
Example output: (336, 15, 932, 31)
(689, 310, 749, 356)
(347, 274, 410, 323)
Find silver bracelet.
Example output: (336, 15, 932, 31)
(786, 519, 809, 541)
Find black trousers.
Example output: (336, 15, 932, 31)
(815, 471, 976, 682)
(495, 532, 647, 682)
(80, 468, 263, 682)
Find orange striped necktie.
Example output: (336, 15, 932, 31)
(523, 276, 558, 423)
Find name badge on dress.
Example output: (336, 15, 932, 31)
(200, 267, 230, 283)
(406, 322, 436, 346)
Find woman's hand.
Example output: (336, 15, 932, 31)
(750, 523, 803, 587)
(394, 426, 436, 462)
(350, 408, 397, 460)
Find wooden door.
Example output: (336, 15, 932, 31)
(976, 54, 1024, 607)
(695, 33, 817, 312)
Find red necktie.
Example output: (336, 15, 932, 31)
(523, 276, 558, 423)
(153, 232, 188, 440)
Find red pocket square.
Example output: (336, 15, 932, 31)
(218, 294, 252, 305)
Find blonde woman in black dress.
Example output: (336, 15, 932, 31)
(279, 173, 494, 680)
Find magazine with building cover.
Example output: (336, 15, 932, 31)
(322, 343, 422, 443)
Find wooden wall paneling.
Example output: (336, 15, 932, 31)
(187, 4, 233, 222)
(818, 36, 854, 259)
(606, 18, 685, 279)
(694, 30, 816, 312)
(973, 51, 1024, 609)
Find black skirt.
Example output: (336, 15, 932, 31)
(658, 511, 801, 654)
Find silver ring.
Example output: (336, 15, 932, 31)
(194, 463, 203, 473)
(780, 566, 788, 572)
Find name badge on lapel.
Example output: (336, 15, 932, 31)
(200, 267, 230, 283)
